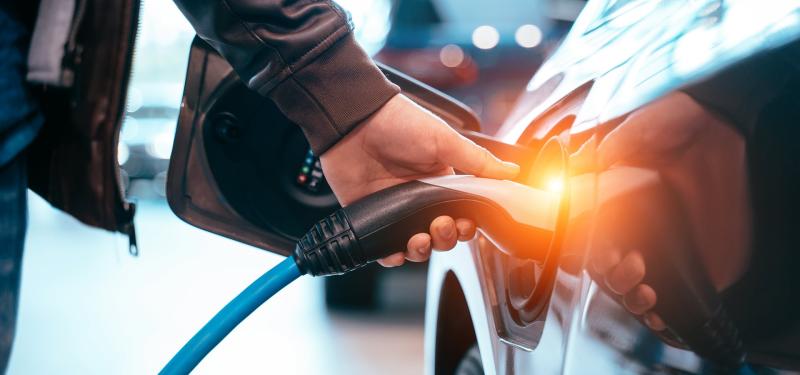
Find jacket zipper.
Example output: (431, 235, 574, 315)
(61, 0, 88, 86)
(116, 0, 144, 256)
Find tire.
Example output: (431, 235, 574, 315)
(455, 344, 484, 375)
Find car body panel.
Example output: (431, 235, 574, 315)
(498, 0, 800, 144)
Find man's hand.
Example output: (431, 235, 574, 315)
(572, 92, 751, 331)
(320, 94, 519, 267)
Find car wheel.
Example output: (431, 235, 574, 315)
(455, 344, 483, 375)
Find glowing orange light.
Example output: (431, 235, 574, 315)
(546, 177, 564, 193)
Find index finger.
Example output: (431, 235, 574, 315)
(597, 92, 703, 169)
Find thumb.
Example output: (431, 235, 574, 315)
(436, 128, 520, 179)
(568, 135, 598, 175)
(596, 119, 645, 170)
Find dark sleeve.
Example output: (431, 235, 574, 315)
(683, 40, 800, 137)
(173, 0, 400, 154)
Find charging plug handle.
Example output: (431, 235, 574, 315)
(293, 178, 555, 276)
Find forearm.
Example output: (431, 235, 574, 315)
(173, 0, 399, 153)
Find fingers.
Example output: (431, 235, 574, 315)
(436, 128, 519, 179)
(405, 233, 431, 262)
(592, 248, 645, 295)
(644, 312, 667, 331)
(593, 249, 663, 330)
(455, 218, 477, 241)
(595, 92, 702, 169)
(377, 252, 405, 267)
(568, 135, 597, 175)
(430, 216, 458, 250)
(623, 284, 657, 315)
(605, 251, 646, 295)
(378, 216, 477, 267)
(591, 247, 622, 275)
(596, 116, 646, 169)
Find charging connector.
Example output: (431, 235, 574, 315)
(293, 176, 562, 276)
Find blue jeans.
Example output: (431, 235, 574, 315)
(0, 5, 41, 373)
(0, 154, 26, 373)
(0, 6, 43, 167)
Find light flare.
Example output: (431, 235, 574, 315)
(546, 176, 565, 193)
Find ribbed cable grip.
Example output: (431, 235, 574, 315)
(292, 210, 366, 276)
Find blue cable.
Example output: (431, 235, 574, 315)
(160, 256, 303, 374)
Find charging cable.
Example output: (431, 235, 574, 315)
(160, 256, 301, 374)
(160, 176, 560, 374)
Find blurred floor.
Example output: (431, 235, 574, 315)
(7, 193, 424, 374)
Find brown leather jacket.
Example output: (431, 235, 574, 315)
(28, 0, 398, 250)
(173, 0, 399, 153)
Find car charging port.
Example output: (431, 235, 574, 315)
(506, 136, 570, 324)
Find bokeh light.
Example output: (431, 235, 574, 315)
(515, 24, 542, 48)
(439, 44, 465, 67)
(472, 25, 500, 50)
(147, 131, 174, 160)
(117, 143, 130, 165)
